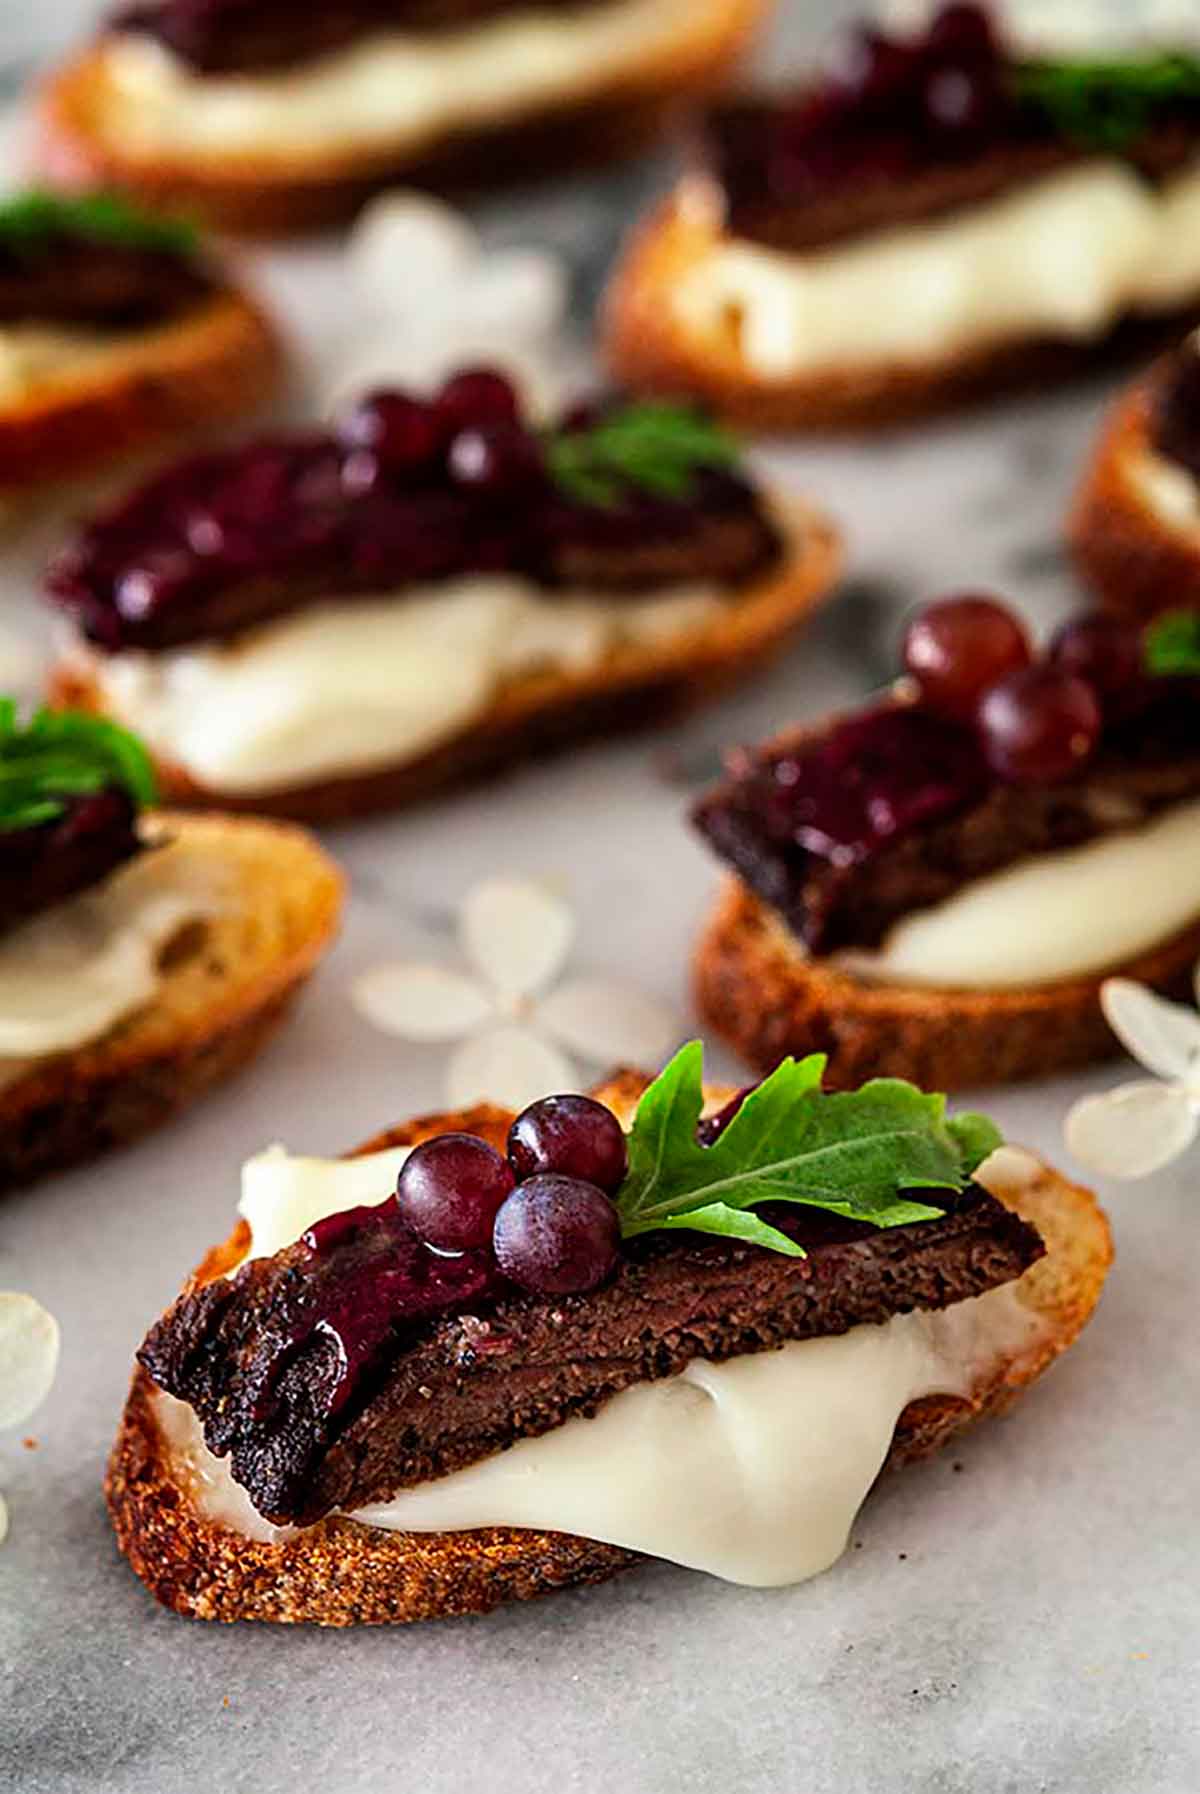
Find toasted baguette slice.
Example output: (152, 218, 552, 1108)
(0, 812, 342, 1192)
(36, 0, 766, 237)
(50, 500, 841, 825)
(694, 877, 1200, 1092)
(1069, 364, 1200, 623)
(0, 288, 281, 499)
(106, 1069, 1112, 1626)
(604, 192, 1200, 431)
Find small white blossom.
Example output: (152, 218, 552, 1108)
(316, 192, 575, 419)
(351, 876, 680, 1112)
(0, 1291, 60, 1544)
(1065, 973, 1200, 1178)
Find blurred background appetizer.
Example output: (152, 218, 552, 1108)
(0, 190, 279, 499)
(0, 704, 341, 1190)
(606, 4, 1200, 426)
(45, 371, 841, 821)
(692, 592, 1200, 1088)
(36, 0, 770, 234)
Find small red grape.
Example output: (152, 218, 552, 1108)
(396, 1133, 515, 1252)
(1048, 614, 1151, 723)
(977, 666, 1103, 784)
(493, 1175, 621, 1295)
(507, 1095, 628, 1193)
(902, 594, 1033, 721)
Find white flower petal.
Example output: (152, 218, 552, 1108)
(445, 1026, 577, 1111)
(1064, 1080, 1199, 1179)
(460, 878, 574, 1000)
(0, 1293, 60, 1430)
(350, 963, 493, 1042)
(1100, 978, 1200, 1081)
(535, 977, 680, 1069)
(348, 192, 478, 323)
(457, 250, 569, 345)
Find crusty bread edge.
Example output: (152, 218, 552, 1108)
(35, 0, 767, 236)
(0, 288, 282, 496)
(604, 193, 1200, 431)
(105, 1069, 1112, 1626)
(694, 877, 1200, 1091)
(50, 498, 842, 825)
(0, 811, 343, 1192)
(1069, 363, 1200, 622)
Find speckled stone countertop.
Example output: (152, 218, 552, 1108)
(3, 5, 1200, 1792)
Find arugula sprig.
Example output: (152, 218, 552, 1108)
(1145, 608, 1200, 677)
(543, 402, 740, 508)
(1014, 51, 1200, 154)
(613, 1043, 1001, 1257)
(0, 191, 197, 258)
(0, 705, 158, 833)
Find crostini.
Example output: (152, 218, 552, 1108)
(1071, 332, 1200, 622)
(0, 704, 342, 1191)
(108, 1046, 1111, 1624)
(46, 372, 841, 823)
(605, 4, 1200, 428)
(692, 593, 1200, 1089)
(38, 0, 768, 236)
(0, 191, 280, 497)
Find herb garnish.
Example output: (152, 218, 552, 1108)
(613, 1042, 1001, 1256)
(544, 401, 739, 508)
(1144, 608, 1200, 676)
(0, 192, 197, 258)
(1014, 51, 1200, 153)
(0, 705, 158, 833)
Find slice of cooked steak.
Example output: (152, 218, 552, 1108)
(693, 691, 1200, 956)
(139, 1174, 1041, 1527)
(0, 238, 212, 330)
(0, 789, 142, 937)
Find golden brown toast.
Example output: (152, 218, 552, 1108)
(106, 1069, 1112, 1626)
(1069, 364, 1200, 623)
(0, 811, 343, 1191)
(694, 877, 1200, 1092)
(50, 499, 842, 825)
(0, 287, 281, 497)
(604, 193, 1200, 431)
(36, 0, 767, 237)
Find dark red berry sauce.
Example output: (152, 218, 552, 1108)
(45, 381, 776, 654)
(0, 788, 142, 936)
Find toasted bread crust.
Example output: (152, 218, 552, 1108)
(0, 812, 342, 1192)
(0, 288, 281, 496)
(49, 502, 840, 824)
(106, 1075, 1111, 1625)
(604, 195, 1200, 431)
(694, 878, 1200, 1090)
(1069, 367, 1200, 622)
(36, 0, 765, 236)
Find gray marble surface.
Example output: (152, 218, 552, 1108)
(4, 4, 1200, 1791)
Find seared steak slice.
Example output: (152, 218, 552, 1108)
(694, 693, 1200, 957)
(140, 1179, 1042, 1527)
(0, 238, 211, 330)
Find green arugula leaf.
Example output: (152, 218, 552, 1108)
(0, 191, 197, 258)
(1144, 608, 1200, 677)
(0, 706, 157, 834)
(614, 1042, 1001, 1257)
(1013, 52, 1200, 154)
(544, 402, 740, 509)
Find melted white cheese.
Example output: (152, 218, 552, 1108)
(675, 161, 1200, 379)
(0, 832, 226, 1062)
(100, 0, 699, 158)
(76, 577, 722, 796)
(0, 325, 117, 399)
(837, 797, 1200, 990)
(166, 1139, 1046, 1586)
